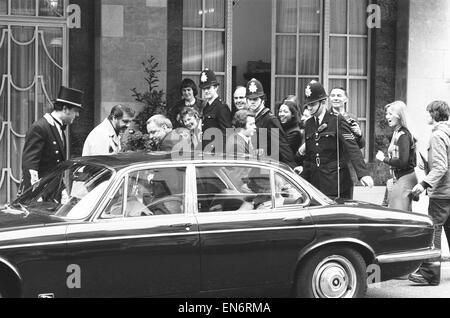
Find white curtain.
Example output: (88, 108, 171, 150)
(276, 0, 321, 103)
(183, 0, 226, 78)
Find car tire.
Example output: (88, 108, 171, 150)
(295, 246, 367, 298)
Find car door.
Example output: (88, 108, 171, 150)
(194, 163, 315, 294)
(65, 165, 200, 297)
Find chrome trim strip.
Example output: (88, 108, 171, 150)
(0, 256, 22, 281)
(376, 248, 441, 264)
(199, 225, 316, 235)
(66, 231, 199, 245)
(0, 221, 430, 251)
(0, 231, 198, 250)
(298, 238, 376, 262)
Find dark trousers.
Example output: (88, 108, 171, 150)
(418, 198, 450, 284)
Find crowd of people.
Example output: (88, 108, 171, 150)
(19, 68, 450, 287)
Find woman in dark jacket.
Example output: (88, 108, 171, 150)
(376, 101, 417, 212)
(277, 100, 302, 157)
(168, 78, 204, 128)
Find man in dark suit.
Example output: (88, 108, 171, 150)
(19, 86, 84, 194)
(300, 81, 373, 199)
(199, 69, 232, 153)
(147, 115, 191, 152)
(246, 78, 296, 168)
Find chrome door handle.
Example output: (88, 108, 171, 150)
(282, 217, 305, 222)
(169, 223, 193, 230)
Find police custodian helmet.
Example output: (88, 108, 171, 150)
(304, 81, 328, 106)
(199, 69, 220, 89)
(246, 78, 265, 99)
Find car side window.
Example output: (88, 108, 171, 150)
(102, 179, 125, 218)
(274, 173, 308, 208)
(196, 166, 272, 213)
(125, 167, 186, 217)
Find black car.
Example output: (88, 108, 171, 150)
(0, 152, 440, 298)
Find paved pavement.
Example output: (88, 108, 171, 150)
(366, 263, 450, 298)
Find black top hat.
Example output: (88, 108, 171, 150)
(246, 78, 265, 99)
(199, 69, 220, 89)
(304, 81, 327, 106)
(54, 86, 84, 109)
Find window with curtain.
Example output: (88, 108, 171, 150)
(274, 0, 370, 158)
(182, 0, 227, 99)
(329, 0, 369, 155)
(0, 0, 67, 204)
(274, 0, 322, 107)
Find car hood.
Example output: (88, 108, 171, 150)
(0, 211, 66, 232)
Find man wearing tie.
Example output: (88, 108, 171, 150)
(300, 81, 373, 199)
(199, 69, 232, 153)
(19, 86, 83, 194)
(226, 109, 256, 157)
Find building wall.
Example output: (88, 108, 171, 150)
(368, 0, 399, 185)
(70, 0, 96, 157)
(407, 0, 450, 145)
(95, 0, 168, 123)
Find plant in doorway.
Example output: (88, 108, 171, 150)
(122, 56, 167, 152)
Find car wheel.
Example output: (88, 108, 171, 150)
(296, 246, 367, 298)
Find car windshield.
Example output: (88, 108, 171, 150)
(15, 162, 114, 220)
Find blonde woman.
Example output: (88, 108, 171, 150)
(376, 101, 417, 211)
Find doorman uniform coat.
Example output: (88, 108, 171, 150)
(82, 119, 121, 156)
(301, 111, 369, 198)
(201, 97, 232, 152)
(254, 108, 296, 168)
(20, 114, 66, 192)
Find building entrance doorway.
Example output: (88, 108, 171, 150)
(232, 0, 272, 104)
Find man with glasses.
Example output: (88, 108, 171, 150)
(82, 104, 135, 156)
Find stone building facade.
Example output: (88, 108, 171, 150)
(1, 0, 450, 203)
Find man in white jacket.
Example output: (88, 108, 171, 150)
(82, 105, 135, 156)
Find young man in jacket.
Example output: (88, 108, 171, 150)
(246, 78, 296, 168)
(409, 100, 450, 286)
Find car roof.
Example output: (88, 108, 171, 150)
(71, 151, 289, 171)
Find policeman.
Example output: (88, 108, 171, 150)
(246, 78, 296, 168)
(199, 69, 232, 152)
(300, 81, 373, 199)
(329, 87, 366, 199)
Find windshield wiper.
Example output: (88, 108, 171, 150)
(1, 203, 30, 217)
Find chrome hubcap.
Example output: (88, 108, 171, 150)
(312, 255, 357, 298)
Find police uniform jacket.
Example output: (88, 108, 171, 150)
(82, 119, 121, 156)
(254, 108, 296, 168)
(21, 114, 66, 191)
(302, 111, 369, 197)
(201, 97, 232, 151)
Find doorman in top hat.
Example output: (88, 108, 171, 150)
(19, 86, 84, 195)
(300, 81, 373, 198)
(199, 69, 232, 152)
(246, 78, 296, 168)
